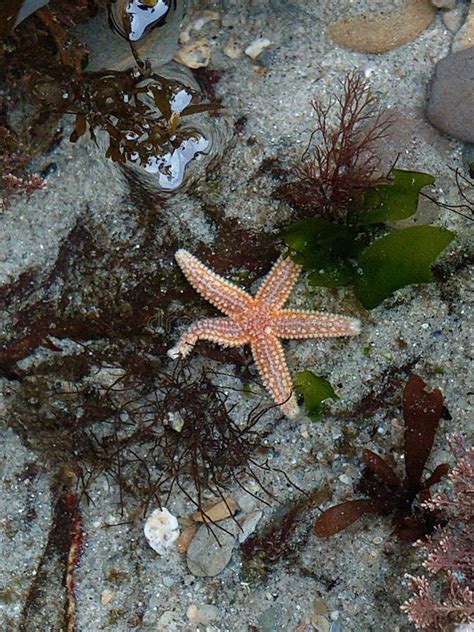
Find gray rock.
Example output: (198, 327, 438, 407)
(431, 0, 456, 8)
(427, 47, 474, 142)
(442, 4, 468, 33)
(186, 520, 236, 577)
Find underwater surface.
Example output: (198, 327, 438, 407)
(0, 1, 473, 631)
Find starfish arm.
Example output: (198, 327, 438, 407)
(251, 334, 299, 418)
(175, 249, 252, 317)
(273, 309, 361, 339)
(254, 254, 302, 308)
(168, 317, 247, 359)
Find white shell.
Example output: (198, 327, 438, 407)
(144, 508, 180, 555)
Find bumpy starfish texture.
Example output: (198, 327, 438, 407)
(168, 249, 361, 418)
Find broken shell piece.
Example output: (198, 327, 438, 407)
(174, 39, 211, 68)
(176, 524, 197, 554)
(244, 37, 271, 60)
(237, 510, 263, 543)
(144, 508, 180, 555)
(191, 497, 238, 523)
(223, 36, 242, 59)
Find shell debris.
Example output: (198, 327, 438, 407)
(144, 507, 180, 555)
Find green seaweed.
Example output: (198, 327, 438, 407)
(284, 168, 455, 308)
(294, 370, 338, 420)
(355, 169, 436, 225)
(353, 226, 455, 309)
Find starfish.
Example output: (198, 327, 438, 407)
(168, 249, 361, 418)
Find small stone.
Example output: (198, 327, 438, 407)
(431, 0, 456, 8)
(237, 510, 263, 543)
(100, 589, 114, 605)
(427, 48, 474, 143)
(327, 0, 437, 54)
(245, 37, 271, 60)
(186, 604, 219, 625)
(312, 615, 330, 632)
(442, 5, 467, 33)
(452, 4, 474, 51)
(144, 508, 180, 555)
(186, 519, 236, 576)
(223, 36, 242, 59)
(174, 39, 211, 68)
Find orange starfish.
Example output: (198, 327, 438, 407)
(168, 249, 361, 417)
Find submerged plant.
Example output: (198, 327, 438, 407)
(31, 62, 219, 180)
(314, 374, 449, 541)
(401, 435, 474, 631)
(279, 72, 456, 309)
(276, 70, 393, 222)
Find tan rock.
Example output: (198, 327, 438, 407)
(327, 0, 437, 54)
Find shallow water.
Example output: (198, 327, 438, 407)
(0, 2, 472, 631)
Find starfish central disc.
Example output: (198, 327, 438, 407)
(236, 305, 274, 337)
(168, 249, 361, 418)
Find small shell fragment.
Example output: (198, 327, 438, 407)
(223, 36, 242, 59)
(191, 497, 238, 523)
(100, 589, 114, 605)
(176, 524, 197, 554)
(144, 508, 180, 555)
(238, 510, 263, 543)
(244, 37, 271, 60)
(174, 39, 211, 68)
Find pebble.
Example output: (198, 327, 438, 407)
(452, 3, 474, 51)
(442, 4, 468, 33)
(100, 589, 114, 605)
(326, 0, 436, 53)
(186, 519, 236, 576)
(144, 508, 180, 555)
(186, 604, 219, 625)
(431, 0, 456, 8)
(245, 37, 272, 60)
(312, 615, 330, 632)
(427, 47, 474, 143)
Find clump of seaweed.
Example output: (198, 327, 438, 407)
(277, 72, 460, 310)
(276, 70, 393, 222)
(314, 374, 449, 541)
(401, 435, 474, 631)
(5, 345, 275, 515)
(32, 62, 219, 169)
